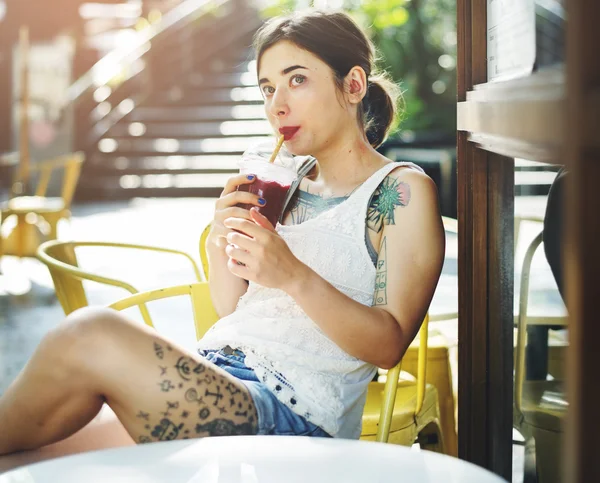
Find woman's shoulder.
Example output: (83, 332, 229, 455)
(381, 161, 438, 200)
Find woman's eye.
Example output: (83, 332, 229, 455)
(262, 86, 275, 96)
(291, 75, 306, 86)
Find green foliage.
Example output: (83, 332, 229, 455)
(259, 0, 457, 138)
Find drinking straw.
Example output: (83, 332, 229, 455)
(268, 134, 285, 163)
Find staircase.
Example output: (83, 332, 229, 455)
(73, 0, 270, 200)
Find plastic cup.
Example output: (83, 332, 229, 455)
(237, 158, 298, 227)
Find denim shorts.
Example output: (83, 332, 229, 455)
(200, 346, 331, 438)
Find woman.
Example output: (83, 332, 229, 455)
(0, 9, 444, 457)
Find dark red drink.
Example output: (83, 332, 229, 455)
(238, 178, 291, 227)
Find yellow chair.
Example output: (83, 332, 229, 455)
(199, 222, 212, 280)
(38, 222, 446, 448)
(1, 152, 85, 258)
(37, 240, 203, 326)
(514, 231, 567, 483)
(108, 283, 444, 447)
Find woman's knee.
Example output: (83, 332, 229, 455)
(63, 306, 127, 331)
(47, 307, 131, 361)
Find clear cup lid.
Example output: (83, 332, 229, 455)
(237, 139, 299, 185)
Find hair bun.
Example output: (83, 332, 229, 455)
(362, 74, 401, 148)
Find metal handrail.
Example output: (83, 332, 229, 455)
(66, 0, 229, 105)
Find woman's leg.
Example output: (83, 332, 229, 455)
(0, 405, 133, 473)
(0, 307, 258, 455)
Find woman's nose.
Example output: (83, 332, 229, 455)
(268, 90, 289, 118)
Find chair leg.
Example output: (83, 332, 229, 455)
(417, 421, 445, 453)
(16, 214, 26, 259)
(48, 218, 59, 241)
(524, 437, 539, 483)
(0, 216, 4, 270)
(531, 427, 562, 483)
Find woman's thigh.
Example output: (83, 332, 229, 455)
(66, 308, 259, 443)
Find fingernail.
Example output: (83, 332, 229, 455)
(247, 174, 255, 180)
(258, 198, 266, 205)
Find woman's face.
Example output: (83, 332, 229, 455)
(257, 40, 355, 157)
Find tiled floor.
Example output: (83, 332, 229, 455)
(0, 197, 566, 482)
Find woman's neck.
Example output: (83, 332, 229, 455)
(308, 131, 387, 189)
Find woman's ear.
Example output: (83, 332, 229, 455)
(345, 66, 368, 105)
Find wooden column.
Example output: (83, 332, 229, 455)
(563, 0, 600, 481)
(456, 0, 514, 479)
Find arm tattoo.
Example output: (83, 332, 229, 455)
(373, 236, 388, 306)
(367, 177, 411, 233)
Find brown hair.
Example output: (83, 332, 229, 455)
(253, 10, 401, 148)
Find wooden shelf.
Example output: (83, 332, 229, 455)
(457, 68, 565, 163)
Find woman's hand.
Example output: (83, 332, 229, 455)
(209, 174, 265, 250)
(223, 208, 308, 292)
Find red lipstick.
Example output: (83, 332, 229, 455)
(279, 126, 300, 141)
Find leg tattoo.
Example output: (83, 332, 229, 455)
(134, 339, 257, 443)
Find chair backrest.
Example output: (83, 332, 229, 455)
(514, 231, 568, 420)
(37, 240, 89, 315)
(199, 222, 212, 281)
(37, 240, 154, 326)
(109, 282, 220, 341)
(11, 151, 85, 207)
(108, 281, 429, 443)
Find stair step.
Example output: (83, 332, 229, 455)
(159, 49, 256, 86)
(152, 86, 263, 105)
(120, 172, 234, 189)
(96, 135, 271, 156)
(76, 173, 232, 200)
(204, 59, 255, 75)
(88, 154, 242, 173)
(127, 105, 266, 122)
(185, 72, 258, 89)
(76, 181, 224, 200)
(108, 120, 272, 138)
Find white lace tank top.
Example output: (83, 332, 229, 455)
(197, 160, 423, 438)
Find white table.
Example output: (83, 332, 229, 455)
(0, 436, 507, 483)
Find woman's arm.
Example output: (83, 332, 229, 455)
(287, 169, 445, 368)
(206, 237, 250, 318)
(206, 174, 265, 318)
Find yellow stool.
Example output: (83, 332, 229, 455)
(402, 330, 457, 455)
(360, 379, 444, 451)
